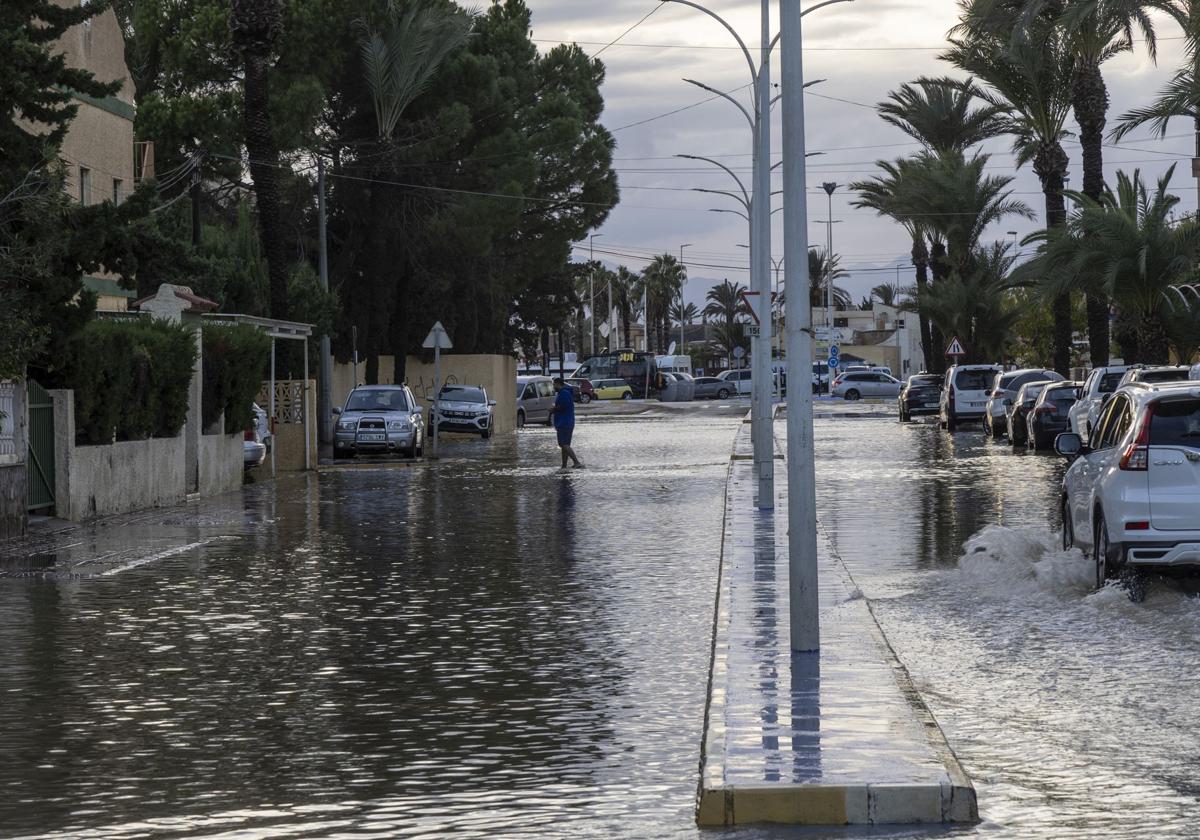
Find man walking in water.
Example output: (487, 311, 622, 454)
(550, 378, 584, 470)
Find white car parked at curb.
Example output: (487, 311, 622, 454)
(1056, 380, 1200, 599)
(1069, 365, 1130, 440)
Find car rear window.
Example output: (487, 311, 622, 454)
(1099, 372, 1125, 393)
(955, 370, 995, 390)
(1045, 386, 1080, 408)
(1142, 369, 1189, 383)
(1150, 399, 1200, 446)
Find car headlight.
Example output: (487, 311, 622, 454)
(388, 420, 410, 431)
(338, 419, 356, 431)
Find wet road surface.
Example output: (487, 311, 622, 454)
(0, 404, 1196, 838)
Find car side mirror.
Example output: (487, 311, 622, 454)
(488, 400, 496, 406)
(333, 406, 342, 415)
(1055, 432, 1084, 459)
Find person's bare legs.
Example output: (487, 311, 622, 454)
(560, 445, 581, 468)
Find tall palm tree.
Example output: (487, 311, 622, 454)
(870, 282, 903, 307)
(230, 0, 287, 319)
(611, 266, 641, 349)
(704, 279, 749, 331)
(1024, 167, 1200, 363)
(808, 249, 852, 309)
(637, 254, 686, 353)
(1015, 0, 1161, 365)
(670, 301, 699, 326)
(921, 242, 1025, 362)
(945, 3, 1076, 374)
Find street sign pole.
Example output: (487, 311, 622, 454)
(782, 0, 819, 652)
(423, 322, 453, 460)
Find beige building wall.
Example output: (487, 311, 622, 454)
(53, 1, 139, 312)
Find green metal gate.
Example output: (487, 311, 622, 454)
(26, 380, 55, 512)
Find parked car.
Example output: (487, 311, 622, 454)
(717, 369, 753, 396)
(517, 375, 556, 428)
(898, 374, 944, 421)
(984, 368, 1064, 438)
(831, 370, 902, 401)
(1070, 365, 1132, 440)
(431, 384, 495, 439)
(1056, 380, 1200, 597)
(940, 364, 1003, 431)
(243, 403, 268, 470)
(334, 384, 425, 458)
(1026, 381, 1081, 450)
(593, 378, 634, 400)
(1118, 365, 1191, 388)
(1006, 380, 1055, 447)
(694, 376, 731, 400)
(564, 377, 595, 404)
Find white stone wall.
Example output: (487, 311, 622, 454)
(66, 436, 186, 521)
(199, 431, 244, 498)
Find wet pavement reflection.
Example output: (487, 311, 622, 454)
(815, 414, 1200, 837)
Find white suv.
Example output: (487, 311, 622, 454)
(940, 364, 1003, 431)
(1068, 365, 1130, 439)
(1057, 381, 1200, 597)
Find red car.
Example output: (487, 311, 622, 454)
(565, 378, 595, 404)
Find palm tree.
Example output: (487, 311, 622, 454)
(670, 301, 699, 326)
(921, 242, 1024, 362)
(945, 3, 1076, 374)
(611, 266, 641, 349)
(1023, 167, 1200, 363)
(871, 282, 903, 307)
(704, 279, 749, 330)
(637, 254, 686, 353)
(1014, 0, 1161, 365)
(230, 0, 287, 319)
(808, 248, 852, 309)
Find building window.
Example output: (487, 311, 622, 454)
(79, 167, 92, 205)
(112, 178, 124, 204)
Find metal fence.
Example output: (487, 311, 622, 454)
(0, 381, 16, 464)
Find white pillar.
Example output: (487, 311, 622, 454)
(782, 0, 819, 652)
(751, 0, 775, 509)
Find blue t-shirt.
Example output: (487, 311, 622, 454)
(553, 386, 575, 429)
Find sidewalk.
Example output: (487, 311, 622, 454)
(696, 422, 977, 827)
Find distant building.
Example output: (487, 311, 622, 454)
(811, 304, 926, 376)
(52, 0, 151, 312)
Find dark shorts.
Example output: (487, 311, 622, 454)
(556, 425, 574, 446)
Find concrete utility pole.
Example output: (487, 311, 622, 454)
(750, 0, 774, 509)
(590, 234, 602, 356)
(317, 156, 333, 445)
(782, 0, 821, 652)
(822, 181, 837, 336)
(679, 243, 692, 351)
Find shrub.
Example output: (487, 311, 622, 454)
(62, 318, 197, 445)
(201, 323, 271, 432)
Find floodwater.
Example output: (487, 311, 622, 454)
(1, 404, 1196, 839)
(816, 414, 1200, 838)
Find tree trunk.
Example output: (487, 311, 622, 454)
(1073, 58, 1111, 366)
(911, 236, 937, 373)
(1036, 142, 1072, 376)
(1137, 311, 1171, 365)
(242, 52, 289, 322)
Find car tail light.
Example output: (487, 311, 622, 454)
(1119, 403, 1154, 471)
(244, 429, 256, 442)
(947, 383, 955, 404)
(1034, 405, 1057, 415)
(1125, 521, 1150, 531)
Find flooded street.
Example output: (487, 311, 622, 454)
(816, 414, 1200, 838)
(0, 405, 1196, 838)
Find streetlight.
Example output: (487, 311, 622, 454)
(1007, 230, 1018, 253)
(589, 233, 603, 356)
(821, 182, 837, 341)
(679, 243, 692, 352)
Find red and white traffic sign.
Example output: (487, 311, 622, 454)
(739, 290, 763, 326)
(945, 336, 966, 357)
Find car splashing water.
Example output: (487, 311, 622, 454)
(811, 413, 1200, 838)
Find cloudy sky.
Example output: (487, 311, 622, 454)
(533, 0, 1197, 308)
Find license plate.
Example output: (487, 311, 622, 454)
(970, 401, 984, 407)
(359, 433, 385, 442)
(925, 402, 939, 408)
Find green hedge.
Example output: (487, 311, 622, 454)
(201, 323, 271, 433)
(64, 318, 197, 445)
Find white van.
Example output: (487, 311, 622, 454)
(940, 363, 1003, 431)
(656, 355, 693, 375)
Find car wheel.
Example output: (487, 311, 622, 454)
(415, 436, 423, 458)
(718, 388, 731, 400)
(580, 393, 591, 404)
(989, 417, 1003, 439)
(1093, 512, 1116, 590)
(844, 389, 860, 401)
(622, 392, 632, 400)
(481, 428, 491, 439)
(946, 411, 957, 432)
(1061, 499, 1074, 550)
(1119, 567, 1147, 603)
(517, 410, 526, 429)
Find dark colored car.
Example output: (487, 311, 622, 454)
(1007, 380, 1055, 447)
(564, 377, 595, 404)
(693, 376, 732, 400)
(898, 374, 943, 421)
(1026, 381, 1081, 450)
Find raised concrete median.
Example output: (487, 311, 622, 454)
(696, 422, 977, 827)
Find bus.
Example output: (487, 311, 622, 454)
(571, 350, 660, 398)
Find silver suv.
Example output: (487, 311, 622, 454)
(334, 385, 425, 458)
(1057, 380, 1200, 598)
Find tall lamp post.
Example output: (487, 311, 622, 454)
(679, 243, 692, 352)
(589, 234, 603, 356)
(821, 182, 837, 338)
